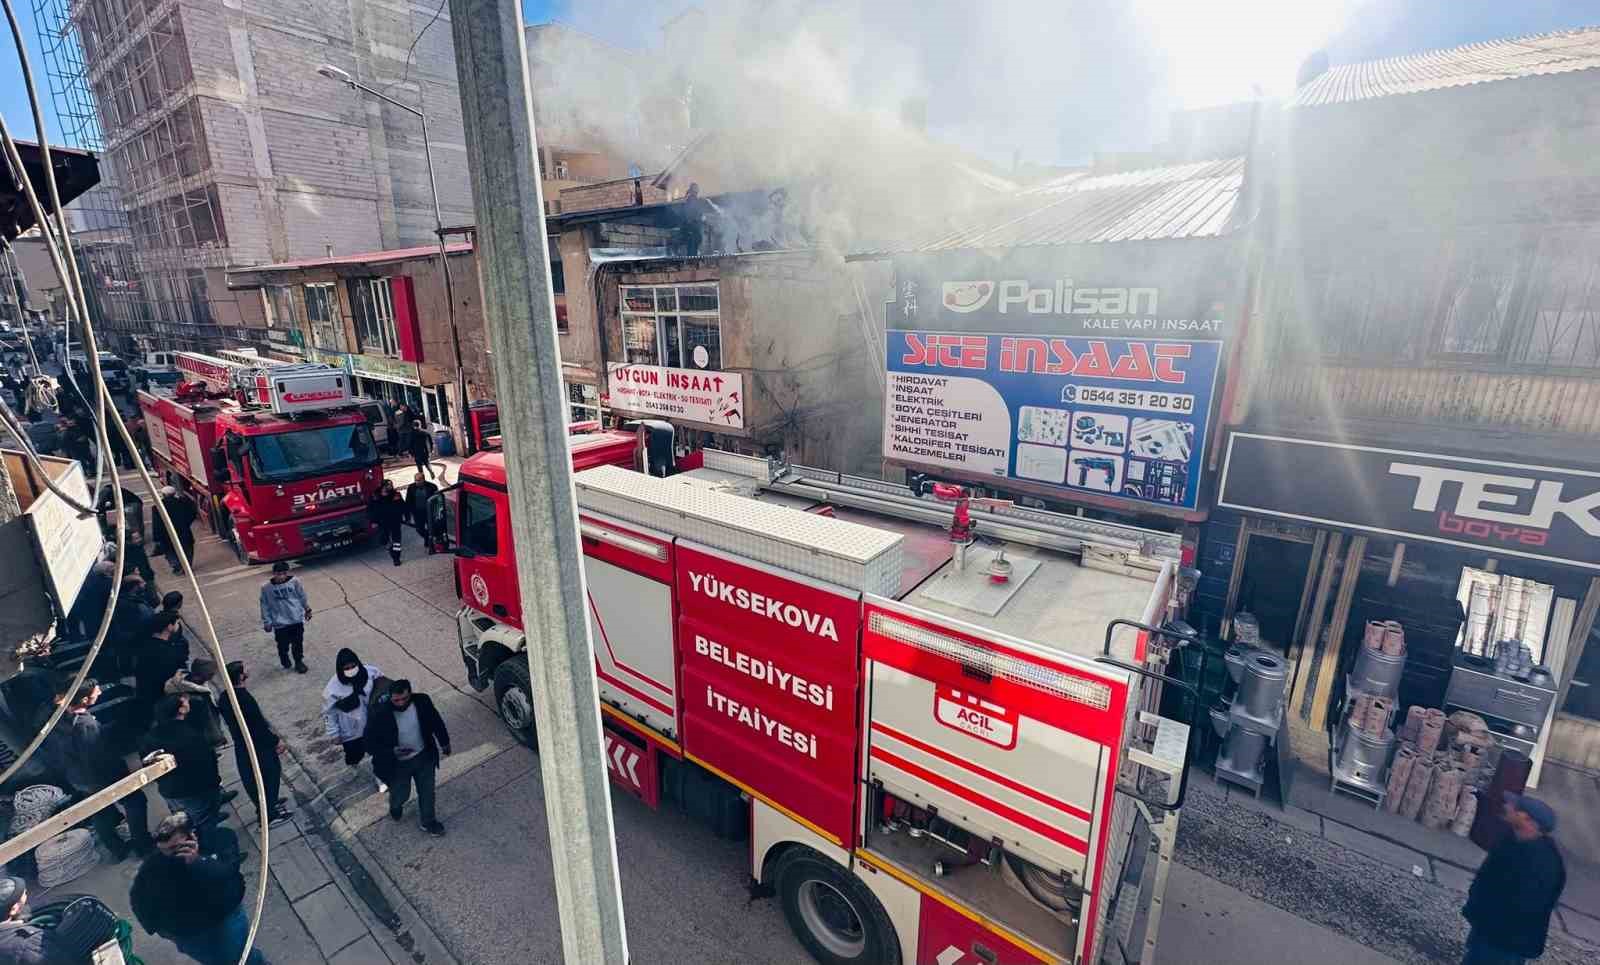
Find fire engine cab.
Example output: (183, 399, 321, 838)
(137, 350, 382, 563)
(453, 448, 1199, 965)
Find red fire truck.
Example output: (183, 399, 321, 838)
(453, 445, 1200, 965)
(137, 351, 382, 564)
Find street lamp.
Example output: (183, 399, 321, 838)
(316, 64, 475, 456)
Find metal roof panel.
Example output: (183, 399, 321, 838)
(1294, 27, 1600, 106)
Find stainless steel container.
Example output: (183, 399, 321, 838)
(1235, 650, 1287, 721)
(1220, 726, 1272, 779)
(1337, 723, 1395, 785)
(1351, 645, 1405, 700)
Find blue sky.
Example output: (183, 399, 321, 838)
(2, 0, 1595, 162)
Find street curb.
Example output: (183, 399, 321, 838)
(279, 747, 461, 965)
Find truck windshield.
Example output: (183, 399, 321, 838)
(248, 423, 378, 483)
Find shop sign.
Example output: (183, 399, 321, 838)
(306, 348, 351, 373)
(885, 248, 1236, 514)
(1218, 433, 1600, 571)
(266, 326, 304, 354)
(606, 362, 744, 429)
(884, 331, 1222, 511)
(350, 352, 420, 387)
(889, 248, 1234, 339)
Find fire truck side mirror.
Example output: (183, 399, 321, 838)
(211, 447, 231, 481)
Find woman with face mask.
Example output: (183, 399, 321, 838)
(322, 648, 383, 774)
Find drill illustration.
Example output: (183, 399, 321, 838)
(1075, 456, 1117, 488)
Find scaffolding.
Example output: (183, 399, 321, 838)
(31, 0, 228, 352)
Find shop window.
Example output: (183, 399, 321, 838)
(304, 283, 345, 352)
(618, 283, 720, 369)
(549, 234, 567, 332)
(349, 278, 400, 356)
(565, 380, 602, 424)
(1455, 567, 1555, 665)
(421, 386, 451, 429)
(266, 286, 299, 332)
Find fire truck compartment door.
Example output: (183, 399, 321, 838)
(580, 514, 678, 739)
(862, 598, 1131, 886)
(676, 542, 862, 849)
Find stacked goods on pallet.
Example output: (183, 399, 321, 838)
(1381, 705, 1492, 835)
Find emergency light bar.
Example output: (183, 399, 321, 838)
(579, 522, 669, 562)
(867, 611, 1112, 711)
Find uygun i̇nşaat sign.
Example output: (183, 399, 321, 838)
(606, 363, 745, 430)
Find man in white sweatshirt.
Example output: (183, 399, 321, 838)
(259, 561, 312, 673)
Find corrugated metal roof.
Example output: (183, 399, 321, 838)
(234, 241, 474, 274)
(857, 157, 1244, 257)
(1293, 26, 1600, 107)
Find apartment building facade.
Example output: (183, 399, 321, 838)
(226, 241, 488, 450)
(68, 0, 473, 350)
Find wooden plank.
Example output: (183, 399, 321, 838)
(1220, 517, 1253, 640)
(1290, 531, 1343, 722)
(1287, 530, 1328, 663)
(1309, 535, 1367, 732)
(1553, 577, 1600, 717)
(1529, 596, 1578, 788)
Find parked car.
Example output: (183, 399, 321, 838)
(351, 396, 394, 452)
(131, 364, 182, 393)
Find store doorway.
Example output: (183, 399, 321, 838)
(1232, 533, 1316, 655)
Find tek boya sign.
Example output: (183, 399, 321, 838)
(1219, 433, 1600, 570)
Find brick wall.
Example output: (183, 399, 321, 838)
(596, 221, 677, 249)
(279, 192, 384, 258)
(559, 178, 672, 214)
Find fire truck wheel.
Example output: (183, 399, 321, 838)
(775, 848, 899, 965)
(230, 525, 251, 565)
(493, 658, 539, 749)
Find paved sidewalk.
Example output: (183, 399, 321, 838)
(65, 468, 462, 965)
(1177, 772, 1600, 964)
(32, 748, 414, 964)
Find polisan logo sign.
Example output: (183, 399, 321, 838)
(942, 280, 1159, 316)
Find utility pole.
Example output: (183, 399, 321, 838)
(447, 3, 629, 963)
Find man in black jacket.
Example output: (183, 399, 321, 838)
(130, 813, 263, 964)
(404, 471, 439, 552)
(369, 479, 407, 566)
(365, 679, 450, 835)
(1462, 793, 1567, 964)
(408, 419, 434, 479)
(40, 677, 154, 859)
(144, 694, 236, 843)
(222, 661, 292, 825)
(0, 877, 70, 965)
(159, 485, 199, 574)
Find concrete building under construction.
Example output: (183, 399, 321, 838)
(32, 0, 474, 351)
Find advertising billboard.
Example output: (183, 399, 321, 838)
(1219, 433, 1600, 570)
(606, 362, 745, 430)
(885, 247, 1236, 513)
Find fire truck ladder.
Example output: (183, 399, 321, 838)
(697, 450, 1183, 569)
(1100, 711, 1188, 965)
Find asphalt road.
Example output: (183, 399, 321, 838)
(160, 465, 815, 965)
